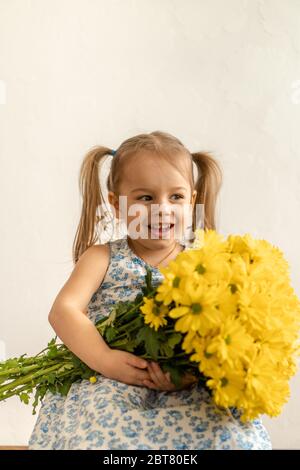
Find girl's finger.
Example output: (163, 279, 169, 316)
(165, 372, 172, 383)
(147, 363, 160, 387)
(150, 362, 167, 386)
(143, 379, 158, 390)
(149, 362, 169, 387)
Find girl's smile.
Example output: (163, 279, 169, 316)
(147, 222, 175, 239)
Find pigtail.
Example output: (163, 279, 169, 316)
(72, 146, 114, 264)
(191, 151, 223, 233)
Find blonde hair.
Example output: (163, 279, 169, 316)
(72, 130, 222, 264)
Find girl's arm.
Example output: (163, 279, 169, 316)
(49, 304, 111, 373)
(48, 245, 151, 387)
(48, 245, 111, 373)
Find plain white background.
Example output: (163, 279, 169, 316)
(0, 0, 299, 449)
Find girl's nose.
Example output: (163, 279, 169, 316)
(151, 202, 174, 222)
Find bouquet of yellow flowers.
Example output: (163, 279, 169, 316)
(148, 229, 300, 421)
(1, 229, 300, 422)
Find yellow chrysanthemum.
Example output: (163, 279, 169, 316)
(206, 364, 246, 409)
(140, 297, 168, 331)
(156, 229, 232, 306)
(243, 353, 291, 418)
(181, 329, 199, 354)
(205, 317, 255, 367)
(188, 335, 221, 376)
(168, 280, 226, 335)
(192, 228, 226, 253)
(155, 259, 186, 306)
(237, 281, 288, 338)
(226, 234, 290, 282)
(177, 249, 232, 285)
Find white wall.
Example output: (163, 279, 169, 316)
(0, 0, 299, 449)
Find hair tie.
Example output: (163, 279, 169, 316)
(111, 149, 117, 156)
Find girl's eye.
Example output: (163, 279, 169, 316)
(137, 194, 184, 201)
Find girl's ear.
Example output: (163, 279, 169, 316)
(108, 191, 120, 218)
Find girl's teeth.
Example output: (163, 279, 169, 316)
(148, 224, 173, 234)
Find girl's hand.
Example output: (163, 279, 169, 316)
(97, 349, 152, 387)
(143, 361, 198, 391)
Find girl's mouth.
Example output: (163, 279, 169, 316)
(147, 223, 175, 237)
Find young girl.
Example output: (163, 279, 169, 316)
(28, 131, 272, 450)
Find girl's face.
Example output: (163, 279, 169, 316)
(108, 152, 197, 247)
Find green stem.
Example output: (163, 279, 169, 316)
(117, 300, 145, 321)
(0, 383, 35, 401)
(108, 331, 128, 344)
(33, 341, 66, 358)
(0, 363, 63, 395)
(116, 319, 140, 334)
(33, 346, 55, 358)
(0, 363, 42, 377)
(174, 351, 189, 357)
(0, 350, 71, 378)
(0, 366, 84, 402)
(95, 300, 144, 333)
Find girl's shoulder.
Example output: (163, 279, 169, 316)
(90, 238, 129, 275)
(49, 243, 112, 317)
(100, 237, 128, 259)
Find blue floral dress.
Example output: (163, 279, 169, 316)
(28, 237, 272, 450)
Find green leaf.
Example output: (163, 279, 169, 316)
(123, 339, 139, 352)
(80, 365, 94, 380)
(1, 358, 19, 369)
(134, 292, 144, 303)
(49, 383, 57, 394)
(57, 363, 74, 374)
(116, 302, 131, 315)
(70, 353, 82, 368)
(57, 380, 72, 396)
(159, 343, 174, 358)
(47, 338, 56, 347)
(145, 267, 153, 291)
(141, 267, 157, 296)
(136, 326, 161, 361)
(46, 345, 58, 358)
(46, 373, 56, 385)
(32, 385, 47, 415)
(105, 326, 118, 342)
(167, 333, 182, 348)
(19, 392, 30, 405)
(119, 309, 138, 323)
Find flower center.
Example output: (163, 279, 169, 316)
(229, 283, 238, 294)
(191, 303, 202, 314)
(153, 305, 161, 316)
(225, 335, 231, 345)
(195, 263, 206, 274)
(221, 377, 228, 387)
